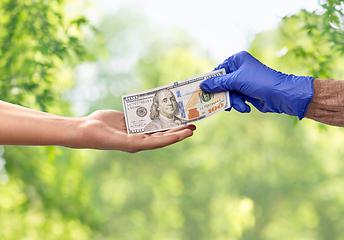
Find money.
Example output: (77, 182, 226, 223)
(122, 69, 230, 134)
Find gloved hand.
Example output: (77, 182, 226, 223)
(200, 51, 314, 120)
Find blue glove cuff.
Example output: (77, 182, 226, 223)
(295, 76, 314, 120)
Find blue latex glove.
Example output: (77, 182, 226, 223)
(200, 51, 314, 120)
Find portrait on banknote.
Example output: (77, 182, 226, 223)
(122, 69, 230, 134)
(144, 89, 185, 132)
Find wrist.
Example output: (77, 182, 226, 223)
(305, 78, 344, 127)
(59, 117, 87, 149)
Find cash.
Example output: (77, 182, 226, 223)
(122, 69, 230, 134)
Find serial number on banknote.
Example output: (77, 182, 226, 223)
(122, 69, 230, 134)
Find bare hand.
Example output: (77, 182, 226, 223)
(80, 110, 196, 153)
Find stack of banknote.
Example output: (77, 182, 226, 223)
(122, 69, 230, 134)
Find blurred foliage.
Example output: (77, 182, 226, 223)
(135, 28, 212, 89)
(0, 0, 93, 113)
(69, 8, 152, 116)
(249, 1, 344, 80)
(0, 0, 98, 239)
(69, 8, 211, 116)
(2, 0, 344, 240)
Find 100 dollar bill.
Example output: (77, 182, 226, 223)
(122, 69, 229, 134)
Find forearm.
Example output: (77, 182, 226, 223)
(0, 101, 83, 147)
(305, 78, 344, 127)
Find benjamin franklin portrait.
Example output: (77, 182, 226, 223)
(144, 89, 184, 132)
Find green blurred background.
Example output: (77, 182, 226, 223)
(1, 0, 344, 239)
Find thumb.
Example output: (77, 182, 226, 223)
(200, 74, 236, 93)
(230, 91, 251, 113)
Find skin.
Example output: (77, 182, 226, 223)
(0, 100, 196, 153)
(156, 90, 178, 119)
(305, 78, 344, 127)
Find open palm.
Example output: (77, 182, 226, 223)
(81, 110, 196, 153)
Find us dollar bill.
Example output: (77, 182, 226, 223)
(122, 69, 229, 134)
